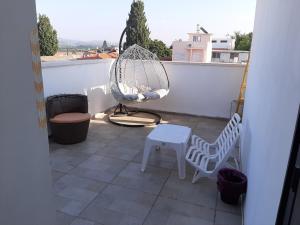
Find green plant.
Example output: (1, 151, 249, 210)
(37, 14, 58, 56)
(124, 0, 150, 50)
(233, 32, 252, 51)
(148, 39, 172, 59)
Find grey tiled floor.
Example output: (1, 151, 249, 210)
(50, 113, 242, 225)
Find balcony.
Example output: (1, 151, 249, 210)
(3, 1, 300, 224)
(44, 60, 244, 225)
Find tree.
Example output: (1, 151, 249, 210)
(102, 40, 108, 49)
(124, 0, 150, 50)
(37, 14, 58, 56)
(148, 39, 172, 59)
(233, 32, 252, 51)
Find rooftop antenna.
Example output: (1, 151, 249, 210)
(200, 27, 208, 34)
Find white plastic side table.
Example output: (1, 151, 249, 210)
(141, 124, 191, 179)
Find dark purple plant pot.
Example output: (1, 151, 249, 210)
(217, 168, 247, 205)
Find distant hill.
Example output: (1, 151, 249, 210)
(59, 38, 105, 49)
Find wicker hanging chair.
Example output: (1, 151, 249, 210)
(110, 44, 169, 104)
(108, 27, 170, 127)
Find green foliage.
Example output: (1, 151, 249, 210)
(124, 0, 150, 50)
(148, 39, 172, 59)
(38, 14, 58, 56)
(234, 32, 252, 51)
(123, 1, 170, 59)
(102, 40, 108, 49)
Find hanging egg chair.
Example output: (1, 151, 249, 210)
(108, 28, 170, 127)
(110, 44, 169, 104)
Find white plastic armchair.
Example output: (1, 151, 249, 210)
(186, 113, 242, 183)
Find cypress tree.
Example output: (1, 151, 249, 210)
(37, 14, 58, 56)
(124, 0, 150, 50)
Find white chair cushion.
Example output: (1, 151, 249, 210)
(118, 83, 138, 95)
(123, 94, 139, 101)
(143, 91, 160, 100)
(153, 89, 168, 98)
(143, 89, 168, 100)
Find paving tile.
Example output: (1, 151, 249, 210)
(112, 162, 170, 194)
(67, 141, 107, 155)
(50, 149, 90, 173)
(54, 194, 94, 217)
(214, 210, 242, 225)
(60, 199, 91, 216)
(51, 159, 76, 173)
(96, 142, 141, 161)
(195, 117, 227, 130)
(192, 128, 221, 143)
(56, 211, 75, 225)
(173, 161, 198, 175)
(118, 128, 152, 139)
(94, 184, 156, 219)
(52, 170, 67, 183)
(165, 214, 212, 225)
(81, 202, 142, 225)
(70, 155, 128, 182)
(82, 184, 156, 224)
(57, 187, 98, 203)
(70, 218, 96, 225)
(55, 187, 98, 216)
(53, 174, 106, 193)
(143, 197, 214, 225)
(54, 195, 73, 211)
(216, 194, 241, 215)
(133, 148, 177, 170)
(118, 135, 146, 150)
(89, 126, 123, 143)
(160, 114, 198, 129)
(161, 172, 217, 209)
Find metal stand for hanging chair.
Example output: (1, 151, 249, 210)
(108, 27, 169, 127)
(109, 103, 162, 127)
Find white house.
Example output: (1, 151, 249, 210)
(212, 50, 249, 63)
(172, 25, 212, 63)
(212, 36, 235, 50)
(212, 36, 250, 63)
(172, 27, 249, 63)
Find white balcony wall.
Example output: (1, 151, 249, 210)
(241, 0, 300, 224)
(136, 62, 245, 119)
(42, 60, 244, 119)
(42, 59, 116, 115)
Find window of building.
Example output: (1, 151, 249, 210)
(212, 52, 221, 58)
(212, 40, 217, 43)
(193, 36, 201, 42)
(221, 40, 228, 43)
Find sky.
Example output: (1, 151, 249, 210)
(36, 0, 257, 45)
